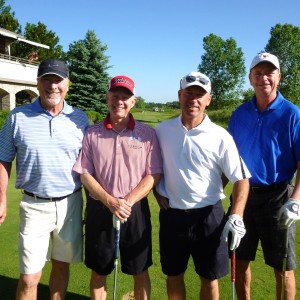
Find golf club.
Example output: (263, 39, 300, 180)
(231, 249, 236, 300)
(281, 226, 289, 300)
(113, 216, 121, 300)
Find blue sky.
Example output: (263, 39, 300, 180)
(7, 0, 300, 103)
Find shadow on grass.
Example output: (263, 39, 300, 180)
(0, 275, 89, 300)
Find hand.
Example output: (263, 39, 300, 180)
(0, 200, 7, 225)
(153, 188, 169, 210)
(112, 214, 127, 229)
(278, 198, 300, 228)
(222, 214, 246, 251)
(108, 197, 131, 220)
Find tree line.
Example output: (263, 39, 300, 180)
(1, 0, 300, 114)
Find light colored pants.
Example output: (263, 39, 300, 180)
(19, 190, 83, 274)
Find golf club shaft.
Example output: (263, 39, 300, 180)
(231, 250, 236, 300)
(281, 227, 289, 300)
(113, 220, 121, 300)
(113, 259, 118, 300)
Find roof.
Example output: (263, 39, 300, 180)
(0, 27, 49, 49)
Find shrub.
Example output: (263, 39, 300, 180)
(0, 111, 9, 130)
(85, 110, 103, 125)
(206, 109, 233, 129)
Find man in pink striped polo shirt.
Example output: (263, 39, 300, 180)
(73, 75, 162, 300)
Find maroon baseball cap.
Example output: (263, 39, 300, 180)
(109, 75, 135, 94)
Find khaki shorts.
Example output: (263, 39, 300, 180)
(19, 190, 83, 274)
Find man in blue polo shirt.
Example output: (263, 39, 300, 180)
(0, 59, 89, 299)
(229, 52, 300, 300)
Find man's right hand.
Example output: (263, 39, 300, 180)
(108, 197, 132, 221)
(153, 188, 170, 210)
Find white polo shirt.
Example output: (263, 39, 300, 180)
(155, 115, 250, 209)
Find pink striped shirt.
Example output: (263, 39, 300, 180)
(73, 115, 162, 198)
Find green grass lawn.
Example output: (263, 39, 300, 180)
(0, 109, 299, 299)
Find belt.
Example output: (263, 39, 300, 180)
(171, 207, 205, 213)
(250, 181, 290, 195)
(23, 187, 82, 201)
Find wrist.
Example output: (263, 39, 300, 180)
(288, 198, 300, 202)
(230, 213, 243, 219)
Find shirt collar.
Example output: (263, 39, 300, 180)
(251, 91, 284, 111)
(179, 114, 211, 132)
(31, 97, 73, 115)
(104, 113, 135, 130)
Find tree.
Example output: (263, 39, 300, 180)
(242, 88, 254, 103)
(0, 0, 21, 33)
(135, 96, 146, 109)
(165, 101, 180, 110)
(265, 23, 300, 105)
(12, 22, 65, 61)
(67, 30, 111, 114)
(198, 34, 246, 107)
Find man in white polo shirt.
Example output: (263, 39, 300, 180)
(154, 71, 250, 300)
(0, 58, 89, 299)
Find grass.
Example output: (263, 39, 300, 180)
(0, 109, 299, 299)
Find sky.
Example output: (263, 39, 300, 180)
(6, 0, 300, 103)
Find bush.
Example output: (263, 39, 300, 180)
(0, 110, 104, 130)
(85, 110, 103, 125)
(0, 111, 9, 130)
(206, 109, 233, 129)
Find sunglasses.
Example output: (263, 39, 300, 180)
(185, 75, 210, 85)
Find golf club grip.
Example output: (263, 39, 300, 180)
(231, 251, 236, 283)
(115, 229, 120, 259)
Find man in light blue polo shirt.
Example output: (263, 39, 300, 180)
(0, 58, 89, 300)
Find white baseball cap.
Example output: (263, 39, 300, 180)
(250, 52, 280, 70)
(180, 71, 211, 93)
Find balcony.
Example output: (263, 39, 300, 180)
(0, 27, 49, 110)
(0, 53, 39, 85)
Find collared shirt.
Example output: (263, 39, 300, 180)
(155, 115, 250, 209)
(73, 114, 163, 198)
(229, 91, 300, 185)
(0, 97, 89, 197)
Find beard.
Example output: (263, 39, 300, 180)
(45, 94, 62, 106)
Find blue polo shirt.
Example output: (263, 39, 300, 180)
(0, 97, 89, 197)
(229, 91, 300, 185)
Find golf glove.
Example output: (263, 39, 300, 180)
(278, 198, 300, 228)
(222, 214, 246, 251)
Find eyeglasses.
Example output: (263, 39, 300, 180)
(185, 75, 210, 85)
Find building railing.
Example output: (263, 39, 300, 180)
(0, 53, 39, 66)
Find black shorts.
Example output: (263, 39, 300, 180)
(232, 183, 296, 271)
(84, 196, 152, 275)
(159, 201, 229, 280)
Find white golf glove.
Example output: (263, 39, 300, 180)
(222, 214, 246, 251)
(113, 215, 127, 229)
(278, 198, 300, 228)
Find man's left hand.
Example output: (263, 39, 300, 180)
(278, 198, 300, 228)
(222, 214, 246, 251)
